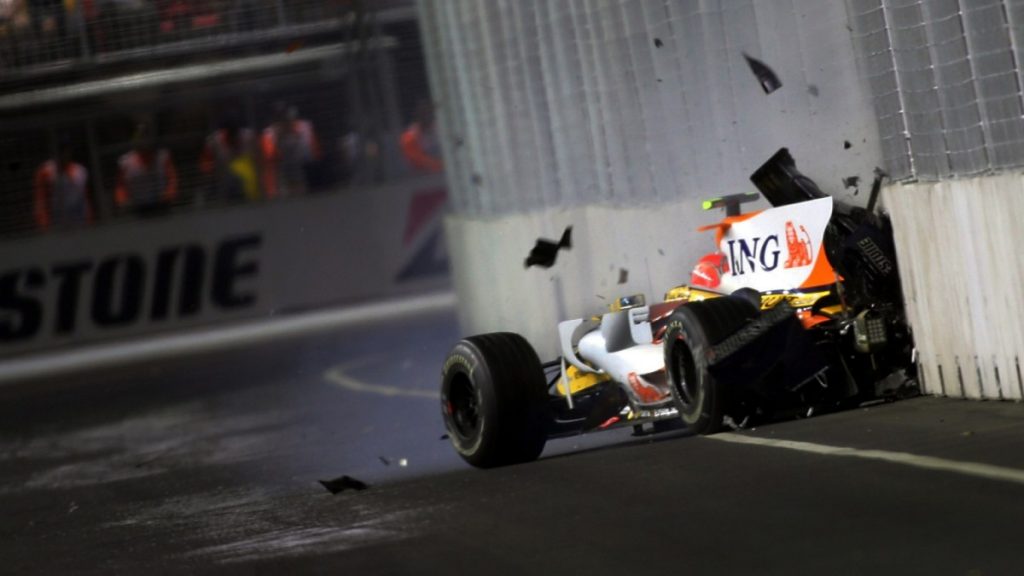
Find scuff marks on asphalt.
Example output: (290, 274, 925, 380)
(0, 404, 288, 493)
(108, 486, 437, 565)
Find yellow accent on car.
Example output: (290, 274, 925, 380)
(556, 365, 611, 396)
(666, 285, 833, 311)
(818, 304, 846, 316)
(664, 285, 723, 303)
(750, 290, 834, 310)
(610, 294, 646, 312)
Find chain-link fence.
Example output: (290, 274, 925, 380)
(0, 1, 437, 237)
(848, 0, 1024, 181)
(0, 0, 411, 73)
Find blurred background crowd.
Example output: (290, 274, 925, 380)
(0, 0, 437, 236)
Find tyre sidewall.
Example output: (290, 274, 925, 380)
(664, 311, 716, 431)
(440, 341, 498, 463)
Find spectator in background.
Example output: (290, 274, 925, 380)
(34, 134, 93, 230)
(199, 114, 260, 202)
(0, 0, 35, 66)
(261, 102, 320, 198)
(94, 0, 157, 51)
(400, 99, 443, 174)
(115, 122, 178, 216)
(338, 117, 382, 186)
(32, 0, 68, 59)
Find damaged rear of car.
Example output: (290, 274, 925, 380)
(440, 149, 918, 468)
(664, 149, 916, 434)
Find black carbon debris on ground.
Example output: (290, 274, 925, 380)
(319, 476, 369, 494)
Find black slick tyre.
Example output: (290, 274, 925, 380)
(663, 297, 757, 434)
(440, 332, 548, 468)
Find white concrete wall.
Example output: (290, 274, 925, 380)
(421, 0, 885, 358)
(885, 175, 1024, 400)
(445, 199, 711, 356)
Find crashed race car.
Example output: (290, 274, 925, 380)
(440, 149, 917, 468)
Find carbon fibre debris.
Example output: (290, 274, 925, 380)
(525, 226, 572, 269)
(319, 476, 369, 494)
(742, 53, 782, 94)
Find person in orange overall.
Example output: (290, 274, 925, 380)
(400, 100, 443, 174)
(34, 136, 93, 231)
(261, 103, 321, 198)
(115, 123, 179, 216)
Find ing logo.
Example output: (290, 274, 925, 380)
(726, 220, 815, 276)
(783, 221, 813, 269)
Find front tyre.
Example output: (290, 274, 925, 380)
(441, 333, 548, 468)
(663, 297, 757, 434)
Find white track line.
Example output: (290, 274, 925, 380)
(711, 432, 1024, 486)
(324, 357, 439, 400)
(0, 291, 456, 386)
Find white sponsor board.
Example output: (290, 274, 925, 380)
(718, 197, 834, 294)
(0, 175, 449, 358)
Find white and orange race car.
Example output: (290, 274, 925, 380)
(440, 149, 917, 468)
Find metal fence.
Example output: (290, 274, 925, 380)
(0, 0, 412, 75)
(848, 0, 1024, 181)
(0, 2, 433, 238)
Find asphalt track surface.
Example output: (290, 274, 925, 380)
(3, 306, 1024, 575)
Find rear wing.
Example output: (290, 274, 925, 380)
(750, 148, 827, 208)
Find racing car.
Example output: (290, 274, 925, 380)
(440, 149, 917, 468)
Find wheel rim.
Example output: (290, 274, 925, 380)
(447, 373, 481, 440)
(672, 337, 700, 408)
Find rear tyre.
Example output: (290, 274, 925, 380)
(440, 332, 548, 468)
(663, 297, 757, 434)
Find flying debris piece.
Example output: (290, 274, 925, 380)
(844, 140, 853, 149)
(742, 52, 782, 94)
(653, 38, 664, 48)
(658, 248, 665, 256)
(319, 475, 369, 494)
(618, 268, 629, 285)
(398, 458, 408, 467)
(842, 176, 860, 189)
(471, 173, 483, 186)
(866, 167, 888, 213)
(807, 84, 819, 97)
(524, 226, 572, 269)
(378, 456, 391, 466)
(722, 415, 750, 430)
(439, 433, 450, 441)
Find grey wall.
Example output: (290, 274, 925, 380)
(420, 0, 885, 356)
(421, 0, 885, 219)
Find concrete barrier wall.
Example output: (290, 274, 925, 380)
(421, 0, 884, 357)
(0, 175, 449, 358)
(885, 175, 1024, 400)
(445, 199, 712, 358)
